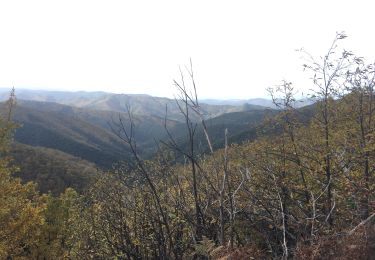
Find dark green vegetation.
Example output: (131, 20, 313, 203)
(7, 102, 129, 169)
(1, 34, 375, 259)
(10, 143, 98, 195)
(170, 109, 279, 154)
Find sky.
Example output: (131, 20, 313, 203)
(0, 0, 374, 99)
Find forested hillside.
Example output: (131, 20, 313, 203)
(1, 33, 375, 259)
(8, 103, 130, 168)
(10, 143, 98, 195)
(4, 99, 270, 168)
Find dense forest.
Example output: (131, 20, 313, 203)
(1, 33, 375, 259)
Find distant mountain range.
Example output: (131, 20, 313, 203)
(0, 88, 315, 193)
(201, 97, 313, 108)
(0, 89, 110, 107)
(0, 88, 273, 160)
(0, 88, 312, 112)
(0, 88, 315, 151)
(0, 89, 265, 119)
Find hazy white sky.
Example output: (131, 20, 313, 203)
(0, 0, 374, 99)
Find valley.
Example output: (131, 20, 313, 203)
(2, 89, 277, 170)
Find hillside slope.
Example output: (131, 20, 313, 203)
(11, 143, 98, 195)
(15, 100, 182, 157)
(155, 109, 278, 162)
(5, 103, 131, 168)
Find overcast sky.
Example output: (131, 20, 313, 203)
(0, 0, 374, 99)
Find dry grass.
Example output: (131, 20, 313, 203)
(211, 245, 267, 260)
(295, 223, 375, 260)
